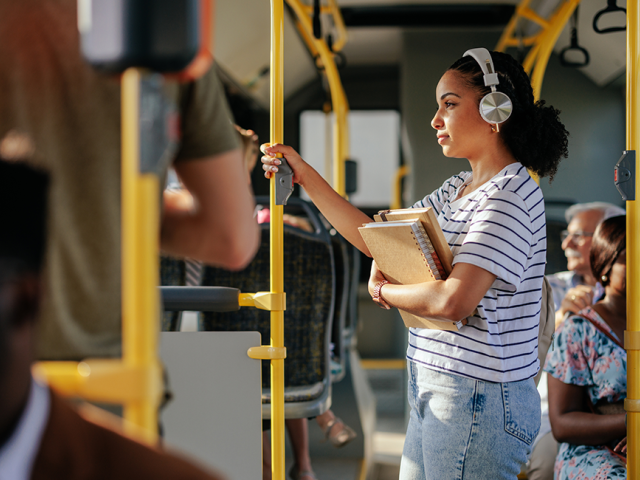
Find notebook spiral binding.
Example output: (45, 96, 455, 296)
(411, 232, 438, 281)
(411, 223, 445, 280)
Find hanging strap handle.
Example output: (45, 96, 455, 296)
(560, 8, 590, 68)
(313, 0, 322, 38)
(593, 0, 626, 34)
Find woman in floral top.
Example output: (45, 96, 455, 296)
(545, 215, 627, 480)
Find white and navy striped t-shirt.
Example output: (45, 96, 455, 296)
(408, 163, 546, 383)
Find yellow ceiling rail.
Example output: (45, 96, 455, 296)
(35, 67, 163, 444)
(626, 1, 639, 475)
(288, 0, 350, 197)
(297, 0, 347, 52)
(496, 0, 582, 101)
(496, 0, 581, 185)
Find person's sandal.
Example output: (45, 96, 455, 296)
(288, 465, 318, 480)
(322, 417, 357, 448)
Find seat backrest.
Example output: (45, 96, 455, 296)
(201, 198, 335, 389)
(329, 233, 350, 382)
(160, 256, 185, 331)
(534, 276, 556, 387)
(344, 243, 361, 347)
(546, 218, 569, 275)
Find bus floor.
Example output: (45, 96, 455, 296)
(278, 366, 406, 480)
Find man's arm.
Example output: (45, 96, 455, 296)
(160, 149, 260, 270)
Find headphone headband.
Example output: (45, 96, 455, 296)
(463, 48, 499, 90)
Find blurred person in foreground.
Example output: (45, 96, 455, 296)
(0, 0, 259, 362)
(0, 157, 225, 480)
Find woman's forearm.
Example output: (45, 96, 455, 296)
(551, 411, 626, 445)
(300, 167, 374, 256)
(373, 262, 498, 321)
(377, 281, 458, 321)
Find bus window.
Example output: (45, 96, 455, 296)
(300, 110, 401, 208)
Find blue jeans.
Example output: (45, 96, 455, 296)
(400, 361, 541, 480)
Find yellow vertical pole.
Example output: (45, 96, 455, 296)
(324, 103, 333, 181)
(327, 65, 348, 197)
(332, 94, 348, 197)
(627, 1, 640, 475)
(270, 0, 286, 478)
(332, 113, 343, 194)
(121, 67, 161, 443)
(391, 165, 410, 210)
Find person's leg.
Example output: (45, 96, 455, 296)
(285, 418, 315, 480)
(414, 365, 479, 480)
(526, 431, 558, 480)
(461, 377, 541, 479)
(315, 409, 356, 448)
(402, 364, 540, 480)
(398, 361, 427, 480)
(263, 431, 272, 480)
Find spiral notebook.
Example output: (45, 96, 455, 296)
(374, 207, 453, 277)
(359, 208, 466, 331)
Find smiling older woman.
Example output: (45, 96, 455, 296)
(262, 48, 568, 480)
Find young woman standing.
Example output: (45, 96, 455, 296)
(262, 48, 568, 479)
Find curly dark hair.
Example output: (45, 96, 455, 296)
(448, 50, 569, 181)
(590, 215, 626, 287)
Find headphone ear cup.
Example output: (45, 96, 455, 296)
(479, 91, 512, 125)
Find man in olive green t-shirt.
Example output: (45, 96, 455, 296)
(0, 0, 259, 360)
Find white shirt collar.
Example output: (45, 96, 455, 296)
(0, 377, 51, 480)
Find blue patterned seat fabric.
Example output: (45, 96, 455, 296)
(201, 226, 334, 399)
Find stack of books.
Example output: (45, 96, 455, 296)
(359, 207, 466, 331)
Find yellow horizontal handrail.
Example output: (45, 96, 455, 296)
(500, 35, 540, 48)
(360, 359, 406, 370)
(327, 0, 347, 52)
(33, 360, 161, 404)
(518, 6, 550, 29)
(495, 0, 532, 53)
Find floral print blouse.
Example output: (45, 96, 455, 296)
(544, 306, 626, 480)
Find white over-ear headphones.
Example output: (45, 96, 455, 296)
(463, 48, 513, 131)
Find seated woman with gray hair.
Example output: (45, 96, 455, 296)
(547, 201, 626, 326)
